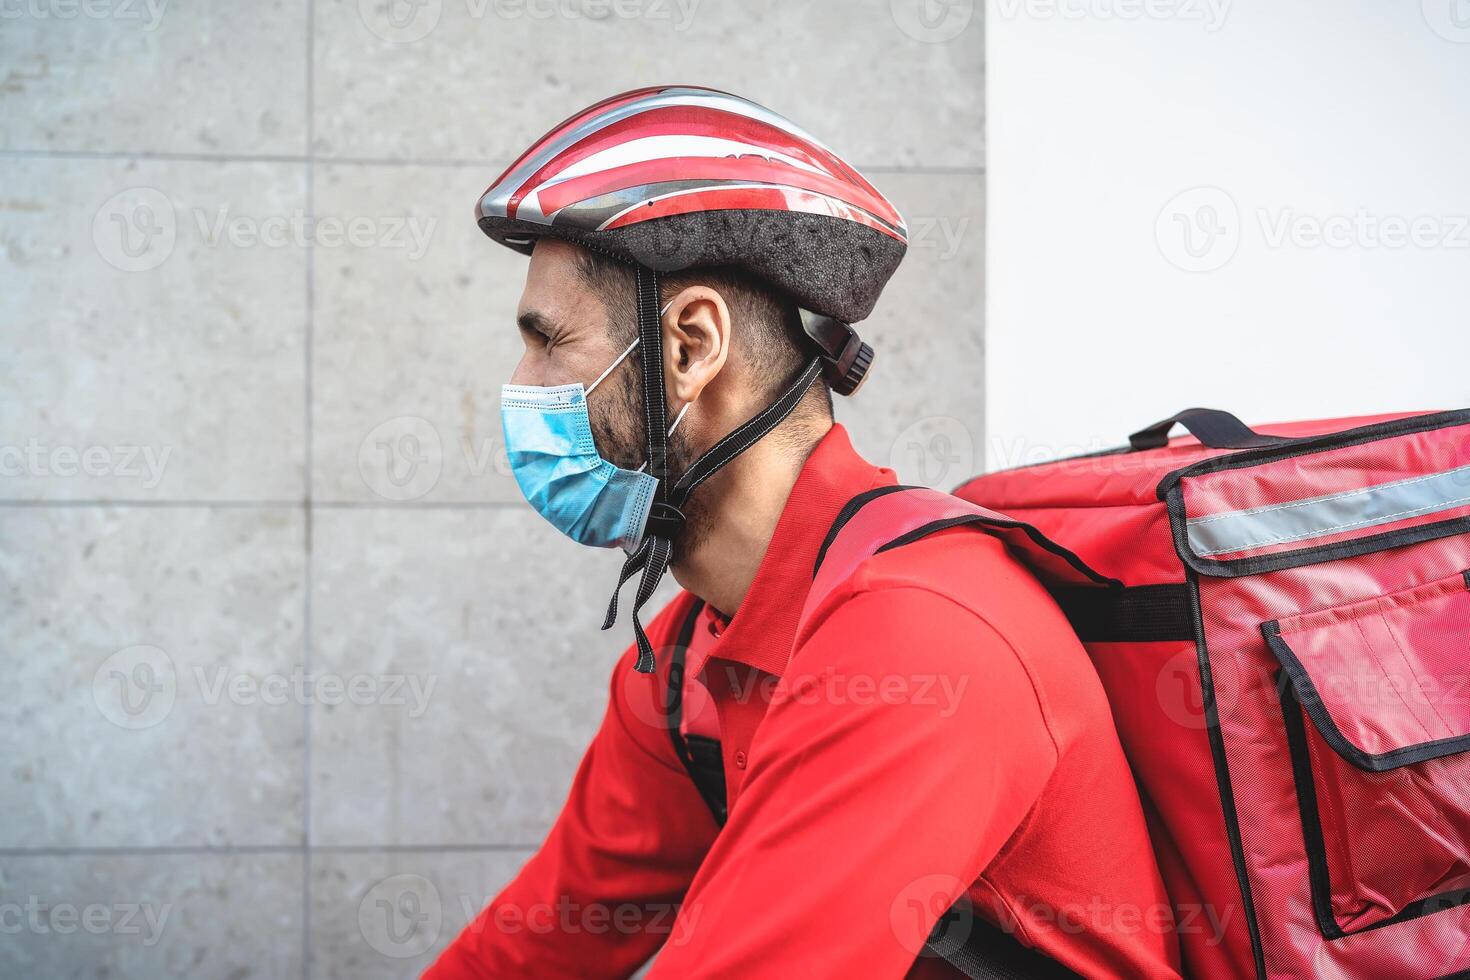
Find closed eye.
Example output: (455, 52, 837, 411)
(517, 310, 554, 346)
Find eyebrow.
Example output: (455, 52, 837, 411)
(516, 309, 557, 338)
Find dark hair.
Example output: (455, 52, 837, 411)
(572, 248, 833, 417)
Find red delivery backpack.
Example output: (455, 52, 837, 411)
(950, 407, 1470, 978)
(667, 407, 1470, 978)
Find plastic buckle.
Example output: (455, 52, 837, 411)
(645, 502, 687, 541)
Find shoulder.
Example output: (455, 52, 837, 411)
(794, 525, 1098, 738)
(786, 559, 1063, 772)
(801, 524, 1082, 668)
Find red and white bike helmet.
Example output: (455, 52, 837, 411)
(477, 86, 910, 671)
(476, 84, 908, 395)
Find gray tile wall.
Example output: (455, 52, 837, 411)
(1, 1, 984, 976)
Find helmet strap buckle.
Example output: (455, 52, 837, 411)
(645, 501, 687, 541)
(799, 309, 874, 396)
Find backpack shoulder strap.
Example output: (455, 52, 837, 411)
(803, 485, 1093, 980)
(663, 597, 728, 826)
(667, 488, 1098, 977)
(798, 484, 1119, 646)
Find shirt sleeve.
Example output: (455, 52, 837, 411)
(425, 613, 720, 980)
(646, 586, 1060, 979)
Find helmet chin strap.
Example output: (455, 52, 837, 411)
(602, 265, 823, 673)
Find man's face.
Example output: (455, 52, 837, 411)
(510, 239, 645, 471)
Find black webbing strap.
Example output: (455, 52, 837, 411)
(603, 266, 675, 673)
(1051, 583, 1195, 643)
(926, 904, 1082, 979)
(669, 357, 824, 508)
(664, 599, 728, 824)
(637, 266, 671, 488)
(1128, 407, 1290, 452)
(603, 328, 823, 673)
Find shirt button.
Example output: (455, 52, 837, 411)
(734, 750, 747, 769)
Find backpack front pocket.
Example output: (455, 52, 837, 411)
(1263, 569, 1470, 936)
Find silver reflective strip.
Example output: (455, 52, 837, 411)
(480, 88, 839, 220)
(1187, 463, 1470, 557)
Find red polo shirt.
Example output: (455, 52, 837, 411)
(427, 425, 1180, 979)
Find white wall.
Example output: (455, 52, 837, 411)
(984, 0, 1470, 470)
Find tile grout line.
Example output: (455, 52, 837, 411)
(0, 145, 985, 177)
(303, 1, 316, 974)
(0, 499, 527, 509)
(0, 844, 539, 857)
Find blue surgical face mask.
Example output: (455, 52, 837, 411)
(500, 303, 688, 553)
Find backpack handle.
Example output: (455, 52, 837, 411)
(1129, 407, 1291, 452)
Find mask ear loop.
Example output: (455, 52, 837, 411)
(585, 300, 674, 398)
(585, 338, 638, 398)
(635, 402, 690, 474)
(594, 298, 688, 472)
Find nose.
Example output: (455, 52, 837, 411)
(508, 351, 537, 387)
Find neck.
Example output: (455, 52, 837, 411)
(671, 416, 831, 615)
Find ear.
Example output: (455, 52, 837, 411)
(661, 286, 731, 406)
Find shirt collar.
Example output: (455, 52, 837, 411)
(692, 423, 894, 679)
